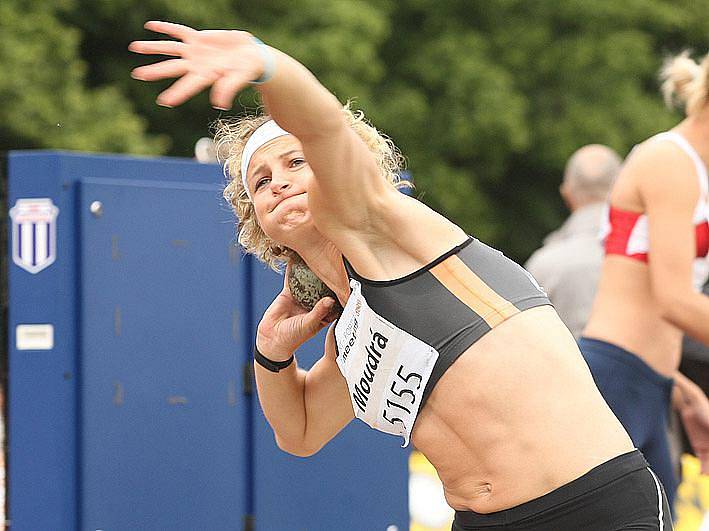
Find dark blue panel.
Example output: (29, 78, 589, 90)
(12, 150, 225, 186)
(8, 151, 408, 531)
(79, 177, 248, 530)
(250, 261, 409, 531)
(7, 153, 80, 530)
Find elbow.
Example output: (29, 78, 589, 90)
(274, 435, 323, 458)
(285, 447, 320, 458)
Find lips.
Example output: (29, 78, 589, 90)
(270, 192, 306, 213)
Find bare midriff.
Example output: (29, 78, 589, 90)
(411, 306, 634, 514)
(583, 256, 684, 377)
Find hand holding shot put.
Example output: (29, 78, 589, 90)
(132, 20, 673, 530)
(256, 262, 338, 363)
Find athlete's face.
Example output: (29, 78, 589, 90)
(244, 135, 315, 245)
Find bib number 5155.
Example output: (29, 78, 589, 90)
(382, 365, 422, 427)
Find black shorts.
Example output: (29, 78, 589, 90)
(452, 450, 673, 530)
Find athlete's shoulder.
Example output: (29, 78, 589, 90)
(618, 135, 697, 202)
(625, 134, 695, 178)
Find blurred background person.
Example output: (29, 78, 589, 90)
(579, 50, 709, 514)
(677, 280, 709, 465)
(681, 282, 709, 394)
(525, 144, 621, 339)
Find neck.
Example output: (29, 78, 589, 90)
(290, 236, 350, 305)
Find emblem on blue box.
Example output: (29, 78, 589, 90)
(9, 198, 60, 274)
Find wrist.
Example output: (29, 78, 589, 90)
(255, 335, 294, 362)
(254, 343, 294, 373)
(249, 37, 276, 85)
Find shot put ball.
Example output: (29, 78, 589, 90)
(287, 260, 343, 317)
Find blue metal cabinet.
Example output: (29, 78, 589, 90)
(8, 152, 249, 531)
(6, 151, 408, 531)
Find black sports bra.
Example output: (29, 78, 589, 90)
(334, 237, 551, 445)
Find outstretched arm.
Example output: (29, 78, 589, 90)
(129, 21, 392, 232)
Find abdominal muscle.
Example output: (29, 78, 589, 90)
(410, 306, 634, 514)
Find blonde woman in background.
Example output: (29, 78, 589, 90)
(131, 21, 671, 530)
(581, 50, 709, 513)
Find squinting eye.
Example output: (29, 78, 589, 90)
(254, 176, 271, 191)
(290, 158, 305, 168)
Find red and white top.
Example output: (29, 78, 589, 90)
(601, 131, 709, 291)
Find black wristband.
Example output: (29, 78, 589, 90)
(254, 344, 294, 373)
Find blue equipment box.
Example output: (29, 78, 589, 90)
(5, 151, 408, 531)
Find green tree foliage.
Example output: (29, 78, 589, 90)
(372, 0, 697, 257)
(4, 0, 709, 260)
(0, 0, 166, 153)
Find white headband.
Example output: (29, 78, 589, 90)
(241, 120, 291, 199)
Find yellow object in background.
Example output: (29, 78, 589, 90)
(675, 454, 709, 531)
(409, 451, 453, 531)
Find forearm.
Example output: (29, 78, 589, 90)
(663, 291, 709, 345)
(672, 371, 692, 410)
(257, 48, 345, 140)
(254, 361, 310, 453)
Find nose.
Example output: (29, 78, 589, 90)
(269, 170, 292, 194)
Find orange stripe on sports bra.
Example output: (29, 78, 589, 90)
(429, 255, 519, 327)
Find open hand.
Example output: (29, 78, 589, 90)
(129, 21, 266, 109)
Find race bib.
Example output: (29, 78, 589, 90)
(335, 280, 439, 446)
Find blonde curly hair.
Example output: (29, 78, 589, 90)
(215, 106, 410, 270)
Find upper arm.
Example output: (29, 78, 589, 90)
(257, 50, 401, 237)
(636, 143, 700, 307)
(297, 325, 354, 455)
(301, 119, 400, 233)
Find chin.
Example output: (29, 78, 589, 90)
(270, 209, 315, 242)
(281, 206, 311, 225)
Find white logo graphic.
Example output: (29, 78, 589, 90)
(9, 198, 60, 274)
